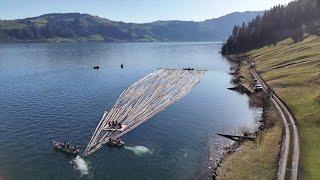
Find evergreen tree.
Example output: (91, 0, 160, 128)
(222, 0, 320, 55)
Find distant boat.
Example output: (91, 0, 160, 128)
(120, 64, 124, 69)
(183, 67, 195, 71)
(93, 66, 100, 69)
(53, 141, 79, 155)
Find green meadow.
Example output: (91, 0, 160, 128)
(248, 35, 320, 179)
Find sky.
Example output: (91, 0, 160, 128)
(0, 0, 294, 23)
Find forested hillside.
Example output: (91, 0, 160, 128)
(0, 11, 262, 42)
(222, 0, 320, 55)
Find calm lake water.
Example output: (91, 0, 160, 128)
(0, 42, 259, 180)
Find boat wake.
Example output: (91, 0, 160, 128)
(71, 155, 89, 176)
(124, 146, 153, 156)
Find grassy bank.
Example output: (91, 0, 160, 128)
(247, 35, 320, 179)
(216, 62, 282, 179)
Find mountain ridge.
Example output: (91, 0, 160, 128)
(0, 11, 263, 42)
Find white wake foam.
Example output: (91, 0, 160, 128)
(71, 155, 89, 176)
(124, 146, 153, 156)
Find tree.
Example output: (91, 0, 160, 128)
(221, 0, 320, 55)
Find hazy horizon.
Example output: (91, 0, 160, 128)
(0, 0, 294, 23)
(0, 11, 263, 24)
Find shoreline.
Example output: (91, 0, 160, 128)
(211, 54, 281, 179)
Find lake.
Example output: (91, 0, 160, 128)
(0, 42, 259, 179)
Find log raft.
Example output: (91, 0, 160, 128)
(84, 69, 206, 157)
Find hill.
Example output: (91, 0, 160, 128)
(219, 1, 320, 178)
(0, 11, 262, 42)
(248, 35, 320, 179)
(222, 0, 320, 55)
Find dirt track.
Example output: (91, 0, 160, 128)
(251, 68, 300, 180)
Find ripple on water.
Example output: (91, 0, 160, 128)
(124, 146, 153, 156)
(0, 42, 258, 179)
(71, 155, 90, 176)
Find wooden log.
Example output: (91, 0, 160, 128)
(85, 69, 206, 156)
(217, 133, 256, 142)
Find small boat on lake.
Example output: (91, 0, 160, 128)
(93, 66, 100, 69)
(106, 138, 125, 148)
(183, 67, 194, 71)
(53, 141, 79, 155)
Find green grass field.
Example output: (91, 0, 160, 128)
(217, 106, 282, 180)
(248, 34, 320, 179)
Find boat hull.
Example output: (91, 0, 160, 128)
(53, 141, 79, 155)
(106, 140, 125, 148)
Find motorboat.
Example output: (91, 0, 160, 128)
(106, 139, 125, 148)
(183, 67, 195, 71)
(53, 141, 79, 155)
